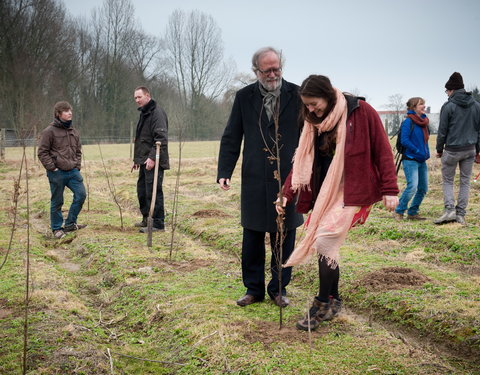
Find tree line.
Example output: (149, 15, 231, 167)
(0, 0, 243, 143)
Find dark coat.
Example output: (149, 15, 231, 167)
(38, 119, 82, 171)
(134, 99, 169, 170)
(283, 95, 399, 213)
(217, 79, 304, 232)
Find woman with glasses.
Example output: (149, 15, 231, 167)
(276, 75, 399, 331)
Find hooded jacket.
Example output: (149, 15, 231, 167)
(38, 118, 82, 171)
(436, 89, 480, 154)
(400, 111, 430, 162)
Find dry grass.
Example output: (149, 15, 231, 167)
(0, 140, 479, 374)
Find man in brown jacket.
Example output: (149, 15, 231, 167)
(38, 101, 87, 239)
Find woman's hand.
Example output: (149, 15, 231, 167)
(275, 196, 288, 215)
(382, 195, 398, 212)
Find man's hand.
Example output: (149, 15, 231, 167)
(274, 196, 288, 215)
(131, 163, 139, 172)
(144, 158, 155, 171)
(382, 195, 398, 212)
(218, 178, 231, 191)
(475, 153, 480, 164)
(436, 152, 442, 158)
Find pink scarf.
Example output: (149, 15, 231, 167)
(284, 88, 360, 268)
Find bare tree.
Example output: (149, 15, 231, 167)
(0, 0, 76, 137)
(384, 93, 405, 135)
(164, 9, 235, 139)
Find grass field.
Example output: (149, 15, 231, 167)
(0, 139, 479, 374)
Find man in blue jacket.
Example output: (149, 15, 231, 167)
(434, 72, 480, 225)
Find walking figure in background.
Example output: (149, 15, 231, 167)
(434, 72, 480, 226)
(217, 47, 303, 308)
(132, 86, 169, 233)
(393, 97, 430, 221)
(38, 101, 87, 239)
(276, 75, 398, 331)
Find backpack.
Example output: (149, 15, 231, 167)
(391, 119, 414, 175)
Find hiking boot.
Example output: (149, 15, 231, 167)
(134, 219, 147, 227)
(406, 214, 427, 221)
(296, 299, 331, 331)
(139, 226, 165, 233)
(392, 212, 403, 221)
(433, 210, 456, 225)
(456, 215, 466, 226)
(329, 298, 342, 319)
(64, 223, 87, 232)
(53, 229, 65, 239)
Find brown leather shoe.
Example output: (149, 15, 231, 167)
(273, 295, 290, 307)
(236, 294, 260, 307)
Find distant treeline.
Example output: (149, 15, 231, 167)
(0, 0, 249, 142)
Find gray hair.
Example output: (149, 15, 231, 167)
(251, 47, 284, 72)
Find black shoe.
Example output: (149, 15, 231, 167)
(134, 219, 147, 227)
(64, 223, 87, 232)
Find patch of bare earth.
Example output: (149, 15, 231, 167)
(240, 320, 330, 347)
(192, 209, 231, 218)
(355, 266, 431, 292)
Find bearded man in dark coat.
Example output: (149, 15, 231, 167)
(217, 47, 303, 308)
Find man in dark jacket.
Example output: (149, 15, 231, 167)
(38, 101, 87, 239)
(435, 72, 480, 225)
(133, 86, 169, 232)
(217, 47, 303, 308)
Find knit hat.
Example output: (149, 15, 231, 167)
(445, 72, 464, 90)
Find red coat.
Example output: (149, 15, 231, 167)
(283, 97, 399, 213)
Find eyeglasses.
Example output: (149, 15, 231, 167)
(257, 67, 282, 75)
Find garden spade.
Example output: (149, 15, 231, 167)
(147, 141, 161, 247)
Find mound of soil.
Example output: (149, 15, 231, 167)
(357, 267, 431, 292)
(192, 209, 231, 218)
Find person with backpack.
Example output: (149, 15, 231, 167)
(392, 97, 430, 221)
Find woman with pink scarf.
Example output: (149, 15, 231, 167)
(276, 75, 399, 331)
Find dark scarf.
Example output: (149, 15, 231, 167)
(407, 114, 429, 142)
(55, 118, 72, 128)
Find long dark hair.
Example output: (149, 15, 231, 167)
(299, 75, 337, 154)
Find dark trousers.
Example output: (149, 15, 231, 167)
(137, 165, 165, 228)
(241, 228, 296, 299)
(317, 257, 340, 302)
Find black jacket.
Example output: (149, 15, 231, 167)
(134, 99, 169, 169)
(217, 79, 304, 232)
(436, 89, 480, 154)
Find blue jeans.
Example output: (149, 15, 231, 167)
(395, 160, 428, 216)
(47, 168, 86, 231)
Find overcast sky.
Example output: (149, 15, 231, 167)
(62, 0, 480, 113)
